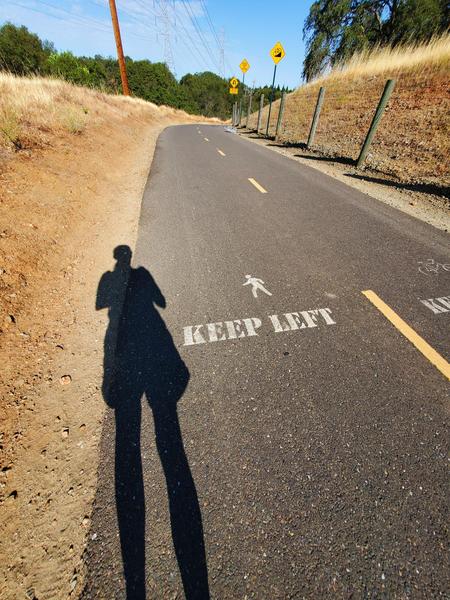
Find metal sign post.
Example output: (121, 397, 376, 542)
(265, 63, 277, 137)
(239, 59, 250, 129)
(266, 42, 285, 137)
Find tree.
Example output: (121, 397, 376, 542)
(127, 60, 181, 105)
(0, 22, 288, 119)
(0, 22, 53, 74)
(46, 51, 93, 86)
(390, 0, 449, 44)
(302, 0, 449, 80)
(179, 72, 234, 118)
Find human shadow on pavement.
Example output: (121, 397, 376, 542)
(96, 245, 210, 600)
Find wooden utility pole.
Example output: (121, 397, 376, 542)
(108, 0, 130, 96)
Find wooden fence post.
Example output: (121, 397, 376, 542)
(275, 92, 287, 140)
(246, 92, 253, 128)
(356, 79, 396, 168)
(307, 86, 325, 148)
(256, 94, 264, 133)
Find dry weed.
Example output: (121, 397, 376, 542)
(0, 105, 22, 149)
(0, 72, 211, 152)
(309, 34, 450, 86)
(60, 106, 88, 134)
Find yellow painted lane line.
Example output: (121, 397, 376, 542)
(362, 289, 450, 380)
(217, 149, 226, 156)
(248, 178, 267, 194)
(204, 137, 209, 142)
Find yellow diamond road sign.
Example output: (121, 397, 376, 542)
(230, 77, 239, 88)
(240, 59, 250, 73)
(270, 41, 285, 64)
(229, 87, 238, 95)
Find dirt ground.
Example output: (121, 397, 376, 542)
(0, 106, 207, 599)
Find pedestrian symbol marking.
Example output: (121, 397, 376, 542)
(240, 59, 250, 73)
(230, 77, 239, 88)
(270, 41, 285, 64)
(243, 275, 272, 298)
(229, 87, 238, 95)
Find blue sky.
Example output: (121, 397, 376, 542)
(1, 1, 312, 88)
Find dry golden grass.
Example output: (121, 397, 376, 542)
(0, 73, 205, 151)
(310, 34, 450, 85)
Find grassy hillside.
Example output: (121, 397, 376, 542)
(248, 36, 449, 185)
(0, 72, 209, 153)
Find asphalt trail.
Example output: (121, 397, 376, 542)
(83, 124, 449, 599)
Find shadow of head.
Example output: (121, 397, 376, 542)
(114, 243, 132, 266)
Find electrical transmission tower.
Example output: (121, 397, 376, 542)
(154, 0, 176, 75)
(219, 27, 225, 78)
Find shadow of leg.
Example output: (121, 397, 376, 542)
(115, 400, 146, 600)
(153, 405, 210, 600)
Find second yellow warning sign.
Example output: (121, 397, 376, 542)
(239, 59, 250, 73)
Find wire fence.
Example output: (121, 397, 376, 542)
(239, 70, 449, 184)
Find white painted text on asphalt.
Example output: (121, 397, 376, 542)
(420, 295, 450, 314)
(183, 308, 335, 346)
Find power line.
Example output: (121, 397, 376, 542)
(179, 0, 221, 72)
(141, 0, 215, 72)
(171, 9, 212, 70)
(9, 0, 157, 43)
(88, 0, 225, 75)
(199, 0, 221, 51)
(11, 0, 227, 76)
(89, 0, 211, 73)
(198, 0, 227, 76)
(86, 0, 160, 39)
(9, 1, 110, 35)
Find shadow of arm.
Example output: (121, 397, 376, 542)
(96, 271, 111, 310)
(145, 270, 166, 308)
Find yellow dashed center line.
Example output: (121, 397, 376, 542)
(204, 137, 209, 142)
(217, 149, 226, 156)
(248, 178, 267, 194)
(362, 289, 450, 380)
